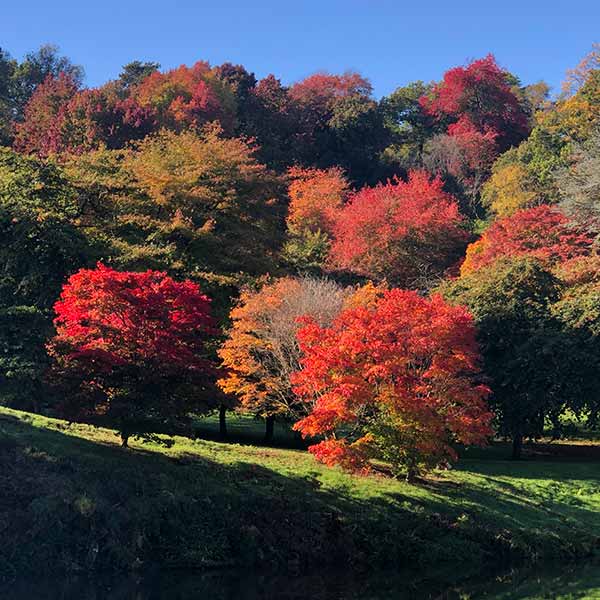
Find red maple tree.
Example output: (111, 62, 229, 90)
(292, 289, 492, 480)
(328, 170, 469, 287)
(461, 205, 593, 275)
(420, 54, 530, 151)
(47, 263, 217, 445)
(13, 73, 78, 156)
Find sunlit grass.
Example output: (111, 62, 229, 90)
(1, 406, 599, 580)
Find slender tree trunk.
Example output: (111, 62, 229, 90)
(219, 404, 227, 440)
(121, 433, 129, 448)
(265, 415, 275, 442)
(511, 433, 523, 460)
(405, 462, 418, 484)
(31, 379, 42, 414)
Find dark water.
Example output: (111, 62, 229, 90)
(2, 563, 600, 599)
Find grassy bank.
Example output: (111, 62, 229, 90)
(1, 407, 600, 580)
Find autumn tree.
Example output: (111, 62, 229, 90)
(460, 205, 592, 275)
(441, 257, 598, 458)
(286, 166, 349, 234)
(65, 127, 285, 319)
(10, 44, 83, 121)
(218, 276, 351, 440)
(557, 131, 600, 237)
(131, 61, 237, 134)
(48, 264, 217, 446)
(289, 71, 389, 184)
(419, 55, 531, 212)
(13, 73, 79, 156)
(423, 122, 499, 213)
(0, 148, 91, 409)
(329, 170, 469, 288)
(292, 289, 492, 480)
(420, 55, 530, 152)
(282, 166, 349, 273)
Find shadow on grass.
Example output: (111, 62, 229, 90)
(192, 414, 310, 450)
(1, 412, 599, 585)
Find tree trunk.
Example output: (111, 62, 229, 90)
(511, 433, 523, 460)
(405, 465, 418, 484)
(219, 404, 227, 440)
(121, 433, 129, 448)
(265, 415, 275, 442)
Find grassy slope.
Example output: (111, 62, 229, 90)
(1, 407, 600, 580)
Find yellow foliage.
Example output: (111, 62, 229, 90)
(459, 238, 486, 277)
(482, 163, 537, 217)
(343, 281, 388, 310)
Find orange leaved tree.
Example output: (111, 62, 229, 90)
(218, 276, 351, 440)
(292, 289, 492, 481)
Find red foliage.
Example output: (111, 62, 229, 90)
(14, 78, 156, 156)
(133, 61, 233, 132)
(289, 71, 372, 105)
(446, 116, 499, 173)
(47, 263, 217, 440)
(286, 166, 349, 234)
(328, 170, 469, 286)
(292, 289, 492, 475)
(461, 205, 593, 275)
(420, 55, 529, 151)
(288, 71, 372, 133)
(13, 73, 78, 156)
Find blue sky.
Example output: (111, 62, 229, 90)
(1, 0, 598, 97)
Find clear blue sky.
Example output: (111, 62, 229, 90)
(1, 0, 599, 97)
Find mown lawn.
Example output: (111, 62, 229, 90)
(1, 407, 600, 581)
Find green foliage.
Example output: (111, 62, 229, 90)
(380, 81, 438, 171)
(0, 149, 92, 407)
(281, 229, 331, 274)
(116, 60, 160, 93)
(65, 129, 286, 321)
(440, 257, 599, 455)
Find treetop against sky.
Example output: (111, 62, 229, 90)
(1, 0, 598, 97)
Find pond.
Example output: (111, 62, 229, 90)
(2, 562, 600, 599)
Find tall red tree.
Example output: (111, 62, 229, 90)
(292, 289, 492, 480)
(289, 71, 372, 107)
(329, 170, 469, 287)
(13, 73, 78, 156)
(420, 54, 530, 151)
(47, 263, 217, 446)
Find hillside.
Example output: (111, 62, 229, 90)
(1, 407, 599, 581)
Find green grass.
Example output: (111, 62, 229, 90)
(192, 413, 305, 447)
(1, 406, 600, 581)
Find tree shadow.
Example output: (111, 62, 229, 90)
(1, 412, 599, 590)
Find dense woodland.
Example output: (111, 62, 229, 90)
(1, 43, 600, 480)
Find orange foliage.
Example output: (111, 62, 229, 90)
(460, 205, 593, 275)
(292, 289, 492, 477)
(286, 166, 349, 234)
